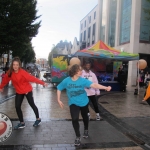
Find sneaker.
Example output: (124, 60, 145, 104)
(74, 137, 81, 146)
(14, 123, 25, 130)
(33, 119, 41, 127)
(88, 113, 90, 121)
(83, 130, 89, 138)
(96, 114, 101, 121)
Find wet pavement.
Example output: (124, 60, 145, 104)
(0, 82, 149, 150)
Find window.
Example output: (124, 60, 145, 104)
(81, 24, 83, 30)
(80, 33, 82, 42)
(100, 0, 107, 42)
(108, 0, 117, 47)
(84, 30, 86, 41)
(140, 0, 150, 43)
(85, 20, 86, 27)
(94, 11, 96, 19)
(120, 0, 132, 44)
(92, 23, 96, 35)
(89, 16, 91, 23)
(88, 27, 91, 38)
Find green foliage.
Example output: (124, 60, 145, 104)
(0, 0, 41, 62)
(48, 45, 58, 66)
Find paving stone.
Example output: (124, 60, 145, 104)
(43, 144, 58, 148)
(51, 148, 66, 150)
(32, 145, 44, 148)
(57, 144, 72, 147)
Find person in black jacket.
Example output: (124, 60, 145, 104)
(118, 67, 126, 92)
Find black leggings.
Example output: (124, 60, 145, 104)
(15, 91, 39, 122)
(70, 104, 89, 137)
(88, 95, 99, 113)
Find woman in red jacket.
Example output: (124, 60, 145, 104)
(0, 57, 47, 129)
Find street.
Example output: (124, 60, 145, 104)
(0, 81, 149, 150)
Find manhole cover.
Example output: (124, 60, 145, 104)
(99, 101, 109, 104)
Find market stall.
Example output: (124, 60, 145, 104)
(74, 41, 139, 91)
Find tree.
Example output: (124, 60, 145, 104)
(0, 0, 41, 62)
(21, 42, 36, 64)
(48, 45, 58, 66)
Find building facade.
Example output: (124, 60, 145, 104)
(80, 5, 98, 50)
(79, 0, 150, 86)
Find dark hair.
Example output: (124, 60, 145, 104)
(8, 57, 22, 77)
(84, 60, 91, 65)
(69, 64, 81, 77)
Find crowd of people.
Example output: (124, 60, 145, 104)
(139, 70, 150, 88)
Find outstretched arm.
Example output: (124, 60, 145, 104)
(90, 83, 111, 91)
(57, 90, 64, 108)
(93, 74, 100, 95)
(22, 69, 46, 85)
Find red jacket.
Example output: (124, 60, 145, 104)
(0, 69, 45, 94)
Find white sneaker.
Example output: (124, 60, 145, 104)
(88, 113, 90, 121)
(96, 114, 100, 121)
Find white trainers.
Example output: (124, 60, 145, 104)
(88, 113, 90, 121)
(96, 114, 101, 121)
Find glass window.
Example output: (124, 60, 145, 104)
(88, 27, 91, 38)
(89, 16, 91, 23)
(81, 24, 83, 30)
(84, 30, 86, 41)
(100, 0, 107, 42)
(108, 0, 117, 47)
(92, 23, 96, 36)
(80, 33, 82, 42)
(140, 0, 150, 43)
(94, 11, 96, 19)
(120, 0, 132, 44)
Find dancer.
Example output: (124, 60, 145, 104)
(57, 64, 111, 146)
(81, 61, 101, 120)
(0, 57, 47, 129)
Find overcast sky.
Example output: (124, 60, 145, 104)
(31, 0, 98, 59)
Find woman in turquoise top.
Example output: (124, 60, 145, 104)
(57, 64, 111, 146)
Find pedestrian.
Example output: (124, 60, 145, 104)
(118, 66, 126, 92)
(0, 57, 47, 129)
(144, 72, 150, 85)
(0, 71, 5, 83)
(3, 62, 9, 74)
(139, 70, 144, 87)
(81, 61, 101, 121)
(57, 64, 111, 146)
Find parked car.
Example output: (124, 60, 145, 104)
(43, 72, 51, 82)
